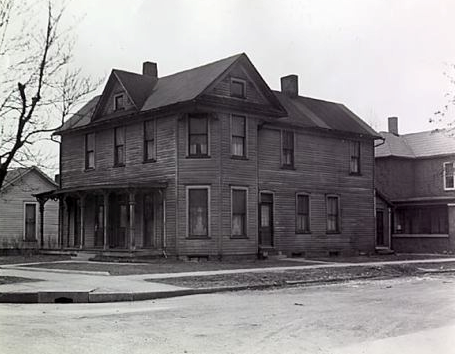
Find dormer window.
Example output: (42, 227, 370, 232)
(231, 78, 246, 98)
(114, 94, 124, 111)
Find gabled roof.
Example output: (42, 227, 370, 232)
(1, 166, 57, 192)
(56, 95, 100, 133)
(274, 91, 380, 138)
(375, 130, 455, 158)
(114, 69, 157, 109)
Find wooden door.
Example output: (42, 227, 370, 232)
(259, 193, 273, 247)
(110, 195, 128, 248)
(74, 199, 81, 247)
(94, 197, 104, 247)
(376, 210, 385, 246)
(24, 203, 37, 241)
(143, 193, 155, 248)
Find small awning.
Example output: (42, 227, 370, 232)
(392, 196, 455, 207)
(33, 181, 168, 199)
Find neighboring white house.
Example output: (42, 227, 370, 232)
(0, 167, 58, 252)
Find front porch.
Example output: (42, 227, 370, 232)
(35, 183, 167, 255)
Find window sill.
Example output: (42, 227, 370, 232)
(326, 231, 341, 235)
(281, 165, 296, 170)
(231, 155, 248, 160)
(113, 164, 125, 168)
(230, 94, 246, 100)
(84, 168, 95, 172)
(349, 172, 362, 176)
(230, 235, 248, 239)
(186, 155, 211, 159)
(187, 236, 211, 240)
(296, 231, 311, 235)
(143, 159, 156, 164)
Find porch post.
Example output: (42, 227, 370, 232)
(129, 191, 136, 251)
(448, 204, 455, 252)
(65, 197, 71, 248)
(80, 194, 86, 249)
(38, 197, 46, 249)
(103, 191, 109, 250)
(59, 197, 65, 250)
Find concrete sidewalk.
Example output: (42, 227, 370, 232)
(1, 257, 455, 303)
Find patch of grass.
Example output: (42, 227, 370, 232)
(0, 255, 71, 265)
(0, 276, 41, 285)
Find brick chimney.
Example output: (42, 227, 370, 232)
(388, 116, 399, 135)
(280, 75, 299, 98)
(142, 61, 158, 78)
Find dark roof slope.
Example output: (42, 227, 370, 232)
(274, 91, 379, 137)
(114, 69, 156, 108)
(376, 130, 455, 158)
(56, 95, 100, 133)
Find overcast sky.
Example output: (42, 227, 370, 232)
(64, 0, 454, 134)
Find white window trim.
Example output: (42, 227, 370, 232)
(230, 77, 247, 99)
(186, 185, 211, 239)
(113, 93, 124, 111)
(230, 186, 249, 238)
(230, 114, 248, 158)
(23, 202, 38, 241)
(443, 161, 455, 190)
(326, 194, 341, 234)
(84, 132, 96, 171)
(280, 129, 296, 168)
(143, 119, 157, 162)
(295, 192, 311, 234)
(186, 115, 211, 158)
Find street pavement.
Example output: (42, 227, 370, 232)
(0, 274, 454, 353)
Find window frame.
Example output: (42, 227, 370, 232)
(113, 93, 125, 111)
(281, 130, 295, 169)
(84, 132, 95, 170)
(114, 126, 126, 167)
(187, 114, 210, 158)
(295, 193, 311, 234)
(186, 185, 211, 239)
(231, 186, 248, 239)
(23, 202, 38, 241)
(230, 78, 246, 99)
(143, 119, 157, 162)
(349, 140, 361, 175)
(326, 194, 341, 234)
(443, 161, 455, 190)
(230, 114, 247, 158)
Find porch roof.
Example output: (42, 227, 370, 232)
(34, 181, 168, 199)
(392, 196, 455, 206)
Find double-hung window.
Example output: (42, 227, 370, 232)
(296, 194, 310, 233)
(114, 126, 125, 166)
(114, 94, 124, 111)
(350, 141, 361, 174)
(444, 162, 455, 190)
(144, 120, 156, 162)
(232, 188, 247, 237)
(231, 78, 246, 98)
(282, 130, 294, 168)
(326, 195, 340, 233)
(187, 187, 209, 238)
(188, 115, 208, 157)
(85, 133, 95, 170)
(231, 115, 246, 157)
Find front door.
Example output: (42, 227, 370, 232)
(110, 195, 128, 248)
(259, 193, 273, 247)
(376, 210, 385, 246)
(24, 203, 37, 241)
(143, 193, 155, 248)
(94, 196, 104, 247)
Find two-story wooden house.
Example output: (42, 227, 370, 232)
(37, 53, 379, 258)
(375, 117, 455, 253)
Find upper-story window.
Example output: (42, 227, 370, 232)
(231, 78, 246, 99)
(296, 193, 310, 233)
(114, 94, 124, 111)
(349, 141, 361, 174)
(281, 130, 294, 168)
(188, 114, 209, 157)
(231, 115, 246, 157)
(444, 162, 455, 190)
(144, 120, 156, 162)
(326, 195, 340, 233)
(85, 133, 95, 170)
(114, 126, 125, 166)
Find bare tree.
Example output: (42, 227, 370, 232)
(0, 0, 99, 189)
(431, 63, 455, 132)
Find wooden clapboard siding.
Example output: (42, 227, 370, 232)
(258, 127, 375, 256)
(0, 170, 58, 249)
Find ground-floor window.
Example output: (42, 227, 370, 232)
(395, 206, 448, 234)
(231, 187, 247, 237)
(326, 195, 340, 233)
(187, 186, 209, 238)
(296, 193, 310, 233)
